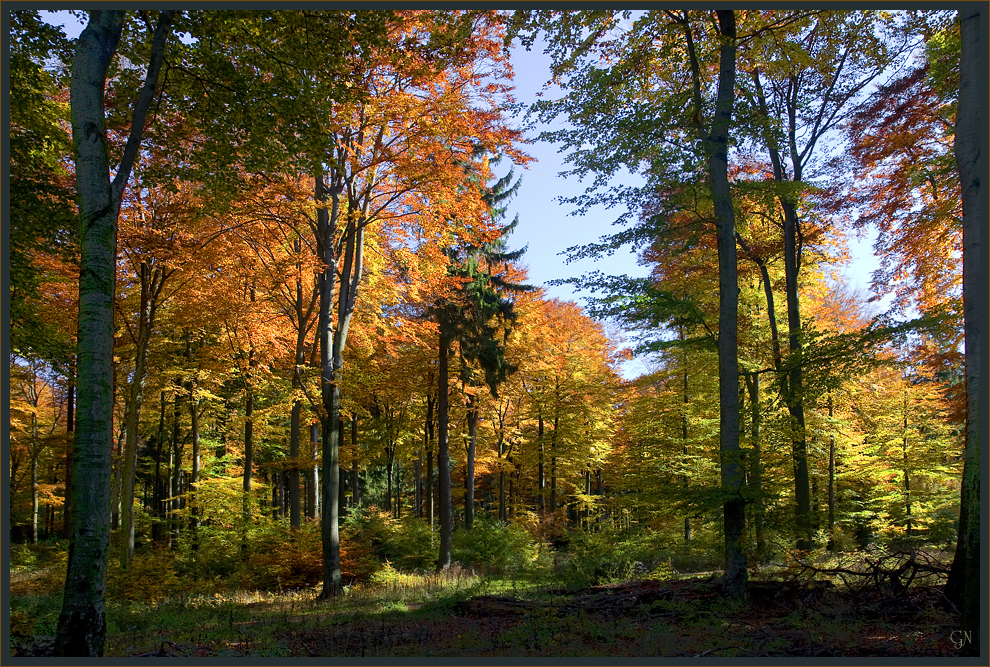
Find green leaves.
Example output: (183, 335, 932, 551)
(8, 10, 77, 362)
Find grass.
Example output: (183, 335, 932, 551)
(8, 544, 962, 657)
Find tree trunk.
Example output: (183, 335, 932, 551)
(703, 9, 746, 599)
(168, 392, 180, 545)
(120, 262, 169, 569)
(63, 357, 75, 539)
(316, 170, 351, 600)
(498, 468, 507, 522)
(748, 53, 811, 556)
(425, 419, 434, 530)
(465, 396, 478, 530)
(394, 460, 402, 519)
(682, 335, 691, 544)
(309, 423, 319, 519)
(537, 410, 545, 512)
(902, 390, 912, 535)
(825, 392, 834, 551)
(782, 200, 813, 551)
(31, 420, 39, 544)
(386, 447, 394, 514)
(351, 415, 359, 509)
(946, 9, 981, 655)
(243, 365, 254, 533)
(338, 419, 348, 517)
(56, 10, 173, 656)
(550, 412, 558, 514)
(289, 400, 302, 528)
(437, 327, 453, 569)
(415, 453, 422, 518)
(186, 335, 200, 544)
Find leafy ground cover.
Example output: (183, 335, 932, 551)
(9, 547, 962, 658)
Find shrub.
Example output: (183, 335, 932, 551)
(106, 546, 184, 602)
(387, 516, 436, 571)
(10, 540, 68, 573)
(451, 519, 538, 575)
(236, 523, 323, 590)
(341, 508, 435, 574)
(369, 561, 419, 589)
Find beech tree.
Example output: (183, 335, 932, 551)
(948, 8, 980, 654)
(55, 9, 174, 657)
(514, 6, 747, 598)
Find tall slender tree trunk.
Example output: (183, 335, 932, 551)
(946, 9, 981, 655)
(699, 9, 746, 599)
(550, 410, 558, 514)
(414, 453, 422, 518)
(350, 416, 359, 509)
(338, 420, 348, 517)
(826, 392, 835, 551)
(394, 460, 402, 519)
(902, 390, 912, 535)
(386, 445, 394, 514)
(498, 466, 507, 522)
(425, 395, 435, 530)
(242, 367, 254, 550)
(288, 234, 316, 530)
(316, 172, 342, 599)
(782, 200, 813, 551)
(316, 170, 370, 598)
(682, 336, 691, 544)
(289, 398, 303, 528)
(152, 392, 165, 543)
(186, 334, 200, 546)
(465, 395, 478, 530)
(437, 328, 453, 569)
(56, 11, 172, 655)
(537, 410, 545, 513)
(30, 418, 39, 544)
(167, 391, 180, 545)
(120, 262, 169, 569)
(583, 467, 592, 529)
(309, 423, 319, 519)
(748, 59, 812, 554)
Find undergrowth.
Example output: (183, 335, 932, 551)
(8, 521, 959, 657)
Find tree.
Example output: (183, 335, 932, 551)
(511, 296, 621, 526)
(515, 7, 746, 597)
(55, 9, 174, 657)
(7, 10, 77, 364)
(456, 160, 532, 532)
(738, 10, 912, 550)
(296, 13, 526, 587)
(948, 8, 980, 654)
(8, 357, 66, 543)
(703, 9, 747, 599)
(430, 159, 531, 564)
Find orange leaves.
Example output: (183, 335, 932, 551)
(846, 64, 962, 317)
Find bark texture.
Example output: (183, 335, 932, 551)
(707, 9, 747, 600)
(949, 8, 981, 656)
(437, 328, 453, 569)
(56, 9, 173, 656)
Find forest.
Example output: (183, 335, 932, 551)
(5, 8, 982, 659)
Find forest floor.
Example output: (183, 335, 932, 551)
(9, 559, 965, 657)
